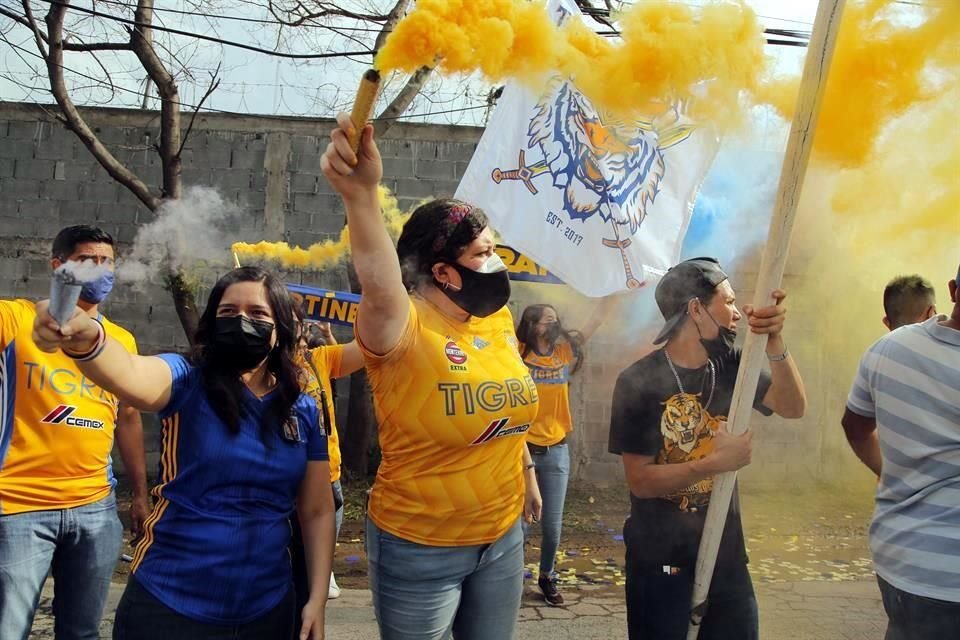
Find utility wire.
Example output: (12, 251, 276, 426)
(2, 37, 489, 122)
(33, 0, 375, 59)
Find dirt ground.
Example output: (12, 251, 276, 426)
(113, 480, 875, 594)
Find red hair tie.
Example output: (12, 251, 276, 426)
(432, 203, 474, 252)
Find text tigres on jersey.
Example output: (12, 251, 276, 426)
(359, 297, 539, 546)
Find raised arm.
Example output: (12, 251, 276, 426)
(320, 115, 408, 356)
(747, 290, 807, 419)
(337, 341, 364, 377)
(32, 301, 174, 412)
(577, 294, 618, 343)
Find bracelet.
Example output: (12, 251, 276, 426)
(524, 463, 536, 471)
(767, 347, 789, 362)
(63, 318, 106, 361)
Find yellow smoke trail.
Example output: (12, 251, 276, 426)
(758, 0, 960, 167)
(784, 80, 958, 484)
(232, 186, 413, 270)
(375, 0, 766, 126)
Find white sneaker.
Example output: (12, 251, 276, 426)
(328, 572, 341, 600)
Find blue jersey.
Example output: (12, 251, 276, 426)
(131, 354, 328, 624)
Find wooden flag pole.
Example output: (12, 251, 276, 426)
(686, 1, 847, 638)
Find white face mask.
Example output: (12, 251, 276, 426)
(474, 253, 508, 275)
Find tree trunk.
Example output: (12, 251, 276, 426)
(341, 263, 375, 480)
(164, 269, 200, 345)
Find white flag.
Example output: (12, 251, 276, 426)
(456, 0, 718, 297)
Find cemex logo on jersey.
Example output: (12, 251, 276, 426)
(470, 417, 530, 446)
(41, 405, 105, 430)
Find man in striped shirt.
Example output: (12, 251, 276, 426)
(842, 264, 960, 639)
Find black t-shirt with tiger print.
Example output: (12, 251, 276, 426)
(608, 347, 772, 570)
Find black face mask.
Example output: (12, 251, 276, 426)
(698, 308, 736, 363)
(544, 323, 562, 344)
(208, 316, 275, 371)
(437, 254, 511, 318)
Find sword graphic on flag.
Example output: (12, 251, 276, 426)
(457, 0, 717, 297)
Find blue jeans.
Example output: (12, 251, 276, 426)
(878, 576, 960, 640)
(113, 575, 294, 640)
(366, 517, 524, 640)
(333, 478, 344, 537)
(0, 492, 122, 640)
(523, 443, 570, 576)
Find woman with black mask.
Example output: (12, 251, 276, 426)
(31, 267, 335, 640)
(514, 300, 613, 607)
(319, 114, 542, 640)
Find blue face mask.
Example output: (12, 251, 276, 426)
(79, 271, 115, 304)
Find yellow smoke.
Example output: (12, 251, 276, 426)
(375, 0, 767, 126)
(758, 0, 960, 167)
(231, 186, 413, 270)
(784, 78, 958, 485)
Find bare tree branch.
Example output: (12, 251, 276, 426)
(370, 0, 432, 135)
(129, 0, 181, 200)
(1, 5, 39, 37)
(374, 64, 431, 136)
(373, 0, 409, 52)
(267, 0, 390, 28)
(63, 39, 133, 51)
(41, 0, 160, 209)
(76, 39, 119, 102)
(178, 62, 221, 156)
(2, 6, 131, 51)
(21, 0, 49, 58)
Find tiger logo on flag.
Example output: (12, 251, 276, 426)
(492, 78, 696, 288)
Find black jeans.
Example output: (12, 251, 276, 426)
(878, 576, 960, 640)
(625, 540, 757, 640)
(113, 575, 294, 640)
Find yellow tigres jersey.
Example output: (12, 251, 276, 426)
(0, 299, 137, 514)
(360, 297, 539, 546)
(299, 344, 344, 482)
(521, 341, 575, 446)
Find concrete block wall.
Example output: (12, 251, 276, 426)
(0, 101, 865, 492)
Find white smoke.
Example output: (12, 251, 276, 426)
(54, 259, 110, 284)
(121, 186, 239, 285)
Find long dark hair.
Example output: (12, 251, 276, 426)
(395, 199, 489, 291)
(516, 304, 584, 375)
(192, 267, 301, 438)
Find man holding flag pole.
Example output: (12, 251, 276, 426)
(608, 258, 806, 639)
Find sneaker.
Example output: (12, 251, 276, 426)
(328, 572, 341, 600)
(537, 575, 564, 607)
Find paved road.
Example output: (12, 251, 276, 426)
(32, 577, 884, 639)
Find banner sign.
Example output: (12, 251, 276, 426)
(288, 284, 360, 327)
(287, 247, 560, 326)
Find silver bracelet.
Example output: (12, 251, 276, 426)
(767, 347, 789, 362)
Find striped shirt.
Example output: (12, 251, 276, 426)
(846, 315, 960, 602)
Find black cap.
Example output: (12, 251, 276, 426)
(653, 257, 729, 345)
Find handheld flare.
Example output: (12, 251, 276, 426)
(49, 267, 83, 328)
(347, 69, 382, 152)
